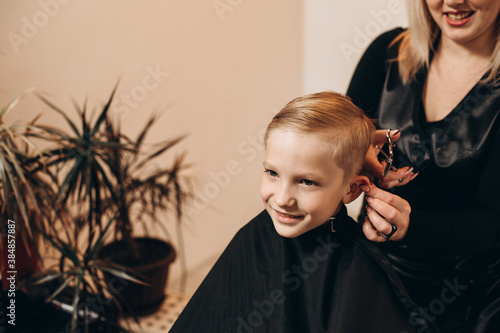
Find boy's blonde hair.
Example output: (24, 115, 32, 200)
(394, 0, 500, 85)
(264, 91, 375, 184)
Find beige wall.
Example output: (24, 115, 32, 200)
(0, 0, 302, 290)
(303, 0, 408, 93)
(0, 0, 408, 292)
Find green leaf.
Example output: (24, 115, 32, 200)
(41, 232, 81, 267)
(134, 115, 156, 149)
(93, 263, 152, 286)
(2, 142, 40, 214)
(32, 270, 77, 286)
(91, 84, 118, 137)
(35, 92, 81, 137)
(0, 146, 31, 235)
(47, 275, 76, 302)
(0, 88, 36, 119)
(86, 212, 115, 263)
(134, 134, 186, 170)
(56, 156, 84, 206)
(71, 275, 82, 333)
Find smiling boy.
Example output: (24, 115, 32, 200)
(260, 92, 373, 239)
(170, 92, 438, 333)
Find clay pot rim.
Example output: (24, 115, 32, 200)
(99, 237, 176, 270)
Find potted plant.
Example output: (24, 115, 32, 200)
(0, 92, 113, 332)
(97, 111, 189, 315)
(0, 91, 61, 289)
(11, 88, 143, 332)
(33, 86, 191, 325)
(32, 212, 140, 333)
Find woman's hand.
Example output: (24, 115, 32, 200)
(359, 183, 411, 242)
(361, 129, 418, 189)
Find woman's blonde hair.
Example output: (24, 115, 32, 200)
(394, 0, 500, 84)
(264, 91, 375, 184)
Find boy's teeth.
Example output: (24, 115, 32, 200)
(447, 12, 473, 21)
(280, 212, 299, 218)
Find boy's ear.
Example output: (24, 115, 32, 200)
(342, 175, 370, 204)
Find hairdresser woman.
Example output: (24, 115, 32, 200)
(346, 1, 500, 332)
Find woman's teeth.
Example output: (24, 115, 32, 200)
(446, 12, 473, 21)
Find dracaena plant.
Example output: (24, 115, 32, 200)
(34, 88, 132, 243)
(30, 86, 191, 331)
(34, 214, 145, 333)
(103, 113, 189, 259)
(0, 90, 129, 332)
(36, 87, 190, 257)
(0, 91, 62, 255)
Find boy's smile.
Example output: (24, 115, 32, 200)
(260, 130, 350, 238)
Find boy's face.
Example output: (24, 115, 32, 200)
(260, 130, 349, 238)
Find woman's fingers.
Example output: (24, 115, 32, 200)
(364, 184, 411, 216)
(364, 129, 418, 189)
(362, 129, 400, 180)
(377, 168, 418, 189)
(382, 173, 418, 188)
(366, 204, 395, 234)
(382, 165, 412, 181)
(362, 217, 385, 242)
(373, 128, 400, 144)
(361, 146, 383, 178)
(359, 129, 413, 242)
(360, 184, 411, 241)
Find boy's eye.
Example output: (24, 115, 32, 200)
(300, 179, 316, 186)
(265, 169, 278, 177)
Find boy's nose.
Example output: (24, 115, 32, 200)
(275, 184, 296, 207)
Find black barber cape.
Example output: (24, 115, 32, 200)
(170, 207, 439, 333)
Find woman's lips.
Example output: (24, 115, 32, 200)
(445, 11, 474, 26)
